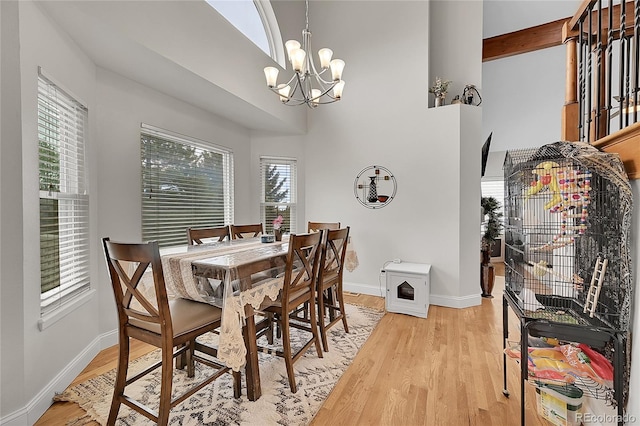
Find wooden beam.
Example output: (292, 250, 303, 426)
(483, 18, 568, 62)
(484, 2, 634, 62)
(592, 122, 640, 179)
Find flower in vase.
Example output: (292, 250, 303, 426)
(273, 215, 284, 231)
(429, 76, 452, 98)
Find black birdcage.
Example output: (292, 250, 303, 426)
(502, 141, 632, 423)
(504, 142, 632, 331)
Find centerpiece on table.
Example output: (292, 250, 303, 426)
(273, 215, 285, 241)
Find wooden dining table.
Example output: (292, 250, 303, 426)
(160, 237, 289, 401)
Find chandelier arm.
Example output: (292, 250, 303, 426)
(311, 74, 338, 97)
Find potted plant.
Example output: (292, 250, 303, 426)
(481, 196, 503, 297)
(429, 76, 451, 107)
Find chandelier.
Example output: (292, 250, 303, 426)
(263, 0, 345, 108)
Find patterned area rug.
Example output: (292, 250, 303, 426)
(55, 304, 383, 425)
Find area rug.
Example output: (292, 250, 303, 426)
(54, 303, 383, 425)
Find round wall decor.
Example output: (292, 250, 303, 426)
(354, 165, 397, 209)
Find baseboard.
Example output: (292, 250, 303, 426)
(344, 281, 384, 297)
(344, 282, 483, 309)
(0, 329, 118, 426)
(430, 293, 482, 309)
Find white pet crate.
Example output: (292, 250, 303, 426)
(384, 262, 431, 318)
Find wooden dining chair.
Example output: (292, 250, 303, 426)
(187, 225, 230, 245)
(316, 227, 350, 352)
(230, 223, 263, 239)
(102, 238, 240, 426)
(254, 231, 324, 393)
(289, 222, 340, 322)
(307, 221, 341, 233)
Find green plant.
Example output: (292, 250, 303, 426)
(481, 196, 504, 251)
(429, 76, 452, 97)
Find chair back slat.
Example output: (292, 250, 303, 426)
(187, 226, 230, 245)
(230, 223, 263, 239)
(282, 232, 323, 306)
(318, 227, 350, 285)
(307, 221, 340, 233)
(102, 238, 171, 331)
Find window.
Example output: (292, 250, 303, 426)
(481, 179, 505, 222)
(38, 70, 90, 314)
(207, 0, 269, 54)
(141, 124, 234, 247)
(206, 0, 285, 67)
(260, 157, 297, 234)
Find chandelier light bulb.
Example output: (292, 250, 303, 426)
(318, 48, 333, 69)
(277, 84, 291, 102)
(264, 67, 279, 88)
(291, 49, 306, 73)
(311, 89, 321, 105)
(333, 80, 345, 99)
(330, 59, 345, 81)
(285, 40, 301, 61)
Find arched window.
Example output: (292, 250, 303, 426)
(206, 0, 285, 67)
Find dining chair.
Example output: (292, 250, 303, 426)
(102, 238, 240, 426)
(316, 227, 350, 351)
(230, 223, 263, 239)
(254, 231, 324, 393)
(187, 225, 230, 245)
(307, 221, 341, 233)
(289, 222, 340, 322)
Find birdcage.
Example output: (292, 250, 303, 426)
(504, 142, 632, 331)
(502, 142, 633, 420)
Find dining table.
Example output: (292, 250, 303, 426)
(160, 237, 290, 401)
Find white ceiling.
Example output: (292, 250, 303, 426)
(35, 0, 586, 133)
(483, 0, 583, 38)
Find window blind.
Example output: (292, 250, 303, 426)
(38, 71, 90, 314)
(260, 156, 297, 234)
(481, 178, 505, 226)
(141, 125, 234, 247)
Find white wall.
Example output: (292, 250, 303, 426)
(430, 0, 483, 107)
(483, 45, 567, 151)
(288, 0, 484, 308)
(95, 68, 255, 334)
(16, 2, 99, 422)
(1, 0, 26, 419)
(1, 1, 258, 423)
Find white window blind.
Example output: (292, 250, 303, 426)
(260, 157, 297, 234)
(141, 125, 234, 247)
(38, 70, 90, 314)
(481, 178, 505, 225)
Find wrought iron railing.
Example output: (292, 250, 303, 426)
(563, 0, 640, 143)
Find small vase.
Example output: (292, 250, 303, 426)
(274, 229, 282, 241)
(367, 176, 378, 202)
(435, 95, 445, 107)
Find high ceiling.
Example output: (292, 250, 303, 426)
(483, 0, 582, 38)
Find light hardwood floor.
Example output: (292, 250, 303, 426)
(36, 265, 548, 425)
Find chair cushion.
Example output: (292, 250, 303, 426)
(260, 286, 311, 311)
(129, 298, 222, 337)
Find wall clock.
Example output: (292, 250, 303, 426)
(354, 165, 397, 209)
